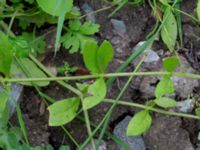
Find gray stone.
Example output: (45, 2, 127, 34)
(85, 140, 107, 150)
(111, 19, 127, 37)
(0, 83, 23, 116)
(144, 50, 160, 63)
(144, 115, 194, 150)
(82, 3, 96, 23)
(132, 41, 146, 51)
(114, 116, 146, 150)
(172, 56, 199, 98)
(132, 54, 199, 99)
(175, 98, 195, 113)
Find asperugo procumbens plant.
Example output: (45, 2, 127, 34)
(127, 56, 179, 135)
(48, 40, 114, 126)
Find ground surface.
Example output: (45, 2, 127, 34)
(11, 0, 200, 149)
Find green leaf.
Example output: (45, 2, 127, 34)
(198, 132, 200, 140)
(76, 83, 89, 93)
(18, 11, 57, 27)
(161, 8, 177, 51)
(127, 110, 152, 136)
(10, 37, 29, 58)
(55, 9, 66, 53)
(163, 56, 179, 72)
(59, 145, 70, 150)
(83, 78, 106, 110)
(155, 78, 175, 98)
(0, 86, 10, 118)
(10, 58, 49, 87)
(154, 97, 177, 108)
(83, 41, 114, 74)
(36, 0, 73, 16)
(48, 97, 80, 126)
(25, 0, 34, 4)
(14, 32, 46, 56)
(61, 20, 99, 53)
(80, 21, 100, 35)
(61, 33, 80, 53)
(83, 41, 99, 74)
(0, 31, 13, 77)
(197, 0, 200, 21)
(69, 20, 81, 31)
(195, 107, 200, 117)
(97, 41, 114, 73)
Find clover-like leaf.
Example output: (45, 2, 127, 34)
(79, 21, 100, 35)
(61, 20, 99, 53)
(83, 41, 114, 74)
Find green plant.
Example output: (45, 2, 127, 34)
(0, 0, 200, 149)
(48, 40, 114, 126)
(127, 56, 179, 136)
(61, 20, 99, 53)
(57, 62, 77, 75)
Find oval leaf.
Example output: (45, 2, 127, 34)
(154, 97, 177, 108)
(83, 78, 106, 110)
(36, 0, 73, 16)
(83, 41, 98, 74)
(163, 56, 179, 72)
(155, 78, 174, 98)
(161, 8, 177, 51)
(127, 110, 152, 136)
(48, 97, 80, 126)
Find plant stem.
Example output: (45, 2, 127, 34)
(7, 10, 17, 36)
(2, 71, 200, 83)
(103, 99, 200, 120)
(82, 102, 96, 150)
(61, 126, 80, 148)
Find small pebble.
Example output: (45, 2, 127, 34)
(0, 83, 23, 116)
(175, 99, 195, 113)
(82, 3, 96, 23)
(114, 116, 146, 150)
(85, 140, 107, 150)
(144, 50, 160, 63)
(111, 19, 127, 36)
